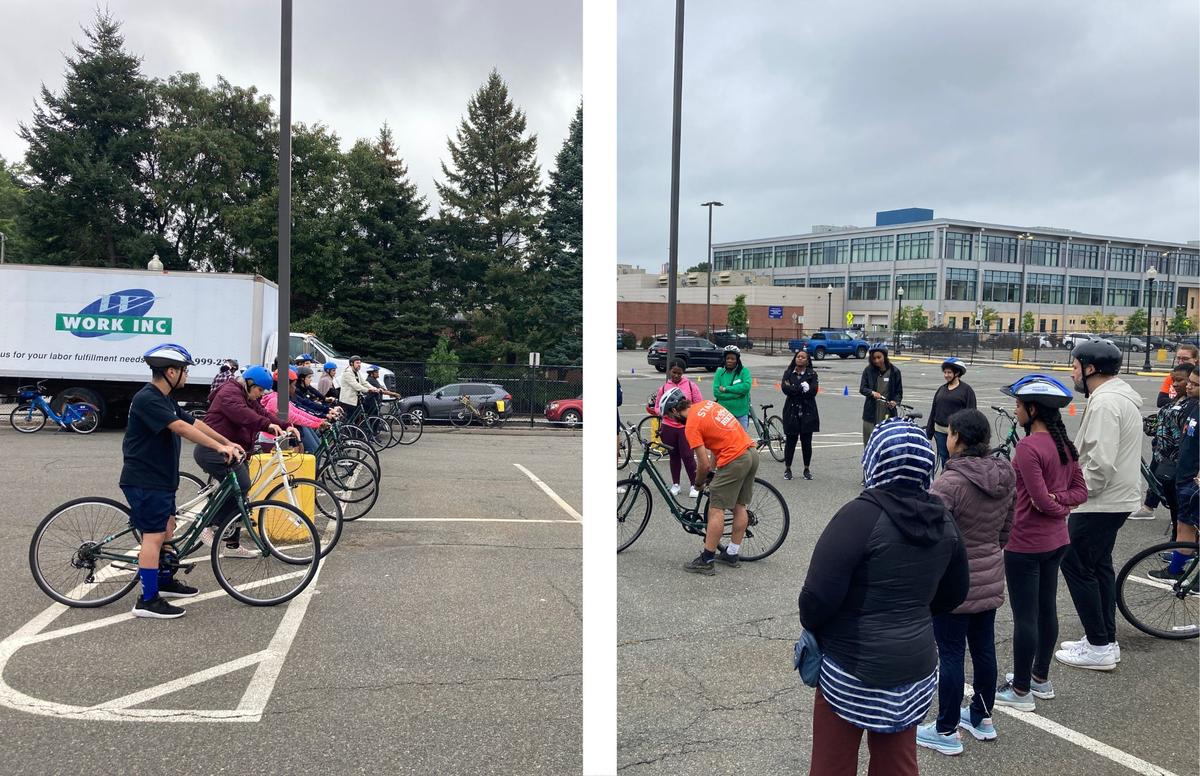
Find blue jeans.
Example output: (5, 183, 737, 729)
(737, 415, 749, 431)
(298, 425, 319, 454)
(933, 431, 950, 471)
(932, 609, 997, 733)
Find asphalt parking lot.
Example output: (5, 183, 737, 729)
(0, 426, 581, 775)
(617, 349, 1197, 776)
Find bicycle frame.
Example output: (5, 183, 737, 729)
(621, 440, 710, 536)
(17, 389, 92, 427)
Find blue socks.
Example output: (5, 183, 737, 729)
(139, 567, 159, 602)
(1168, 551, 1192, 575)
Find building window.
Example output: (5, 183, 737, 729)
(1025, 273, 1064, 305)
(982, 270, 1022, 303)
(896, 272, 937, 300)
(961, 317, 970, 330)
(773, 277, 807, 287)
(776, 244, 806, 268)
(1107, 246, 1138, 273)
(944, 267, 977, 301)
(896, 232, 933, 260)
(1052, 319, 1058, 333)
(810, 240, 848, 266)
(809, 274, 845, 289)
(744, 246, 772, 269)
(944, 231, 974, 260)
(1039, 319, 1047, 332)
(1007, 317, 1016, 333)
(713, 249, 739, 271)
(981, 235, 1018, 264)
(1068, 243, 1101, 270)
(1068, 276, 1103, 307)
(1106, 278, 1140, 308)
(848, 274, 891, 300)
(1176, 252, 1200, 277)
(1147, 280, 1175, 309)
(948, 316, 956, 329)
(850, 235, 894, 263)
(1026, 239, 1060, 267)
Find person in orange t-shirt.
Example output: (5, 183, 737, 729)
(659, 388, 760, 574)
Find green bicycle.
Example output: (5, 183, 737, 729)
(1116, 540, 1198, 640)
(29, 470, 320, 608)
(749, 403, 786, 462)
(990, 405, 1022, 460)
(617, 437, 789, 559)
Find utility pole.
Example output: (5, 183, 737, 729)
(701, 201, 723, 340)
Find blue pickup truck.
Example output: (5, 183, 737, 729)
(786, 330, 871, 360)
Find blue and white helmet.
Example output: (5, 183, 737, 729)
(941, 357, 967, 376)
(143, 343, 195, 369)
(1000, 373, 1073, 408)
(657, 386, 688, 416)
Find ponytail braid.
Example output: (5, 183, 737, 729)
(1041, 407, 1079, 465)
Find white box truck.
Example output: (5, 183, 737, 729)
(0, 264, 394, 424)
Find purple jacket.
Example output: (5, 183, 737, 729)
(204, 379, 279, 452)
(929, 455, 1015, 614)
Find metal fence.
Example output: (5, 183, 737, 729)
(376, 361, 583, 425)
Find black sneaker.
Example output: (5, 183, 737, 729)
(716, 545, 740, 567)
(803, 469, 813, 480)
(783, 468, 793, 480)
(684, 555, 716, 575)
(1147, 568, 1183, 583)
(132, 596, 186, 619)
(158, 578, 200, 598)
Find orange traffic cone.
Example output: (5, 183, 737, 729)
(774, 382, 781, 390)
(1068, 403, 1076, 416)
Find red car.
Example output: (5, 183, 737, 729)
(545, 396, 583, 427)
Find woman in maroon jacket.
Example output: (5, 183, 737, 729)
(918, 409, 1015, 754)
(994, 375, 1087, 711)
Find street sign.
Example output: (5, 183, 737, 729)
(528, 352, 541, 367)
(845, 311, 854, 325)
(768, 305, 783, 320)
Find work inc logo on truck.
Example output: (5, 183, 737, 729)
(54, 289, 173, 339)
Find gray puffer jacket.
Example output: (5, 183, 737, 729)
(929, 455, 1015, 614)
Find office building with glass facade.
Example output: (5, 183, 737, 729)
(710, 211, 1200, 335)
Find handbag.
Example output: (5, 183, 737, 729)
(792, 629, 822, 688)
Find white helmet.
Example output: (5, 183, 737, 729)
(723, 345, 741, 354)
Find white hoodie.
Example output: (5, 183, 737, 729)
(1072, 377, 1145, 514)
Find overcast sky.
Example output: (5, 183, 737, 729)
(0, 0, 581, 210)
(619, 0, 1200, 270)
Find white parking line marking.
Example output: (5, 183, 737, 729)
(358, 517, 579, 524)
(513, 463, 583, 522)
(968, 685, 1181, 776)
(95, 651, 267, 711)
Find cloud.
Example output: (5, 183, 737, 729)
(0, 0, 581, 208)
(618, 0, 1199, 269)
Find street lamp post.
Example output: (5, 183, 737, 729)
(826, 285, 833, 328)
(1016, 232, 1034, 362)
(1143, 266, 1157, 371)
(663, 0, 685, 372)
(893, 286, 904, 352)
(702, 201, 723, 339)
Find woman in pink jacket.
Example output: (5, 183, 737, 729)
(261, 368, 327, 453)
(652, 365, 704, 498)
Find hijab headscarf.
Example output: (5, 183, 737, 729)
(862, 418, 936, 489)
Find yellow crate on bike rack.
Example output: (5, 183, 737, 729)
(248, 452, 316, 543)
(649, 417, 661, 444)
(496, 399, 506, 412)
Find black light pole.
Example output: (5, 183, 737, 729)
(664, 0, 685, 372)
(894, 286, 904, 353)
(1015, 232, 1033, 362)
(1143, 266, 1157, 371)
(826, 286, 833, 328)
(276, 0, 292, 422)
(701, 200, 723, 339)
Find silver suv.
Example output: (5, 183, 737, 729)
(397, 383, 513, 422)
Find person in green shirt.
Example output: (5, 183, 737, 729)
(713, 345, 752, 430)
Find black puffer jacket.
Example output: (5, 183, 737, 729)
(799, 483, 969, 687)
(781, 364, 820, 435)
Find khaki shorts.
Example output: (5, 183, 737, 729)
(709, 447, 759, 510)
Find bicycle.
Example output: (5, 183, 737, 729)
(312, 424, 381, 519)
(10, 381, 100, 434)
(450, 394, 505, 428)
(341, 402, 393, 450)
(749, 403, 786, 462)
(617, 437, 790, 559)
(380, 398, 424, 446)
(990, 405, 1021, 460)
(1116, 540, 1198, 640)
(874, 397, 923, 423)
(29, 467, 320, 608)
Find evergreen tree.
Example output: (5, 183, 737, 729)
(0, 157, 34, 263)
(727, 294, 749, 335)
(19, 11, 155, 266)
(436, 70, 544, 362)
(541, 105, 583, 365)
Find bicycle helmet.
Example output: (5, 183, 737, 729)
(242, 365, 273, 390)
(143, 343, 195, 369)
(273, 367, 298, 383)
(348, 355, 363, 363)
(723, 345, 741, 354)
(296, 366, 313, 378)
(296, 353, 314, 363)
(323, 361, 337, 371)
(941, 357, 967, 376)
(1000, 373, 1073, 408)
(1071, 339, 1122, 377)
(869, 342, 889, 355)
(224, 358, 239, 370)
(367, 365, 380, 373)
(657, 386, 688, 417)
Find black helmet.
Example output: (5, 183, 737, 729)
(296, 366, 313, 378)
(1071, 339, 1121, 377)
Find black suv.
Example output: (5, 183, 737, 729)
(646, 337, 725, 372)
(710, 330, 754, 350)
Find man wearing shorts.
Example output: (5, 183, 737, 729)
(122, 344, 243, 619)
(659, 388, 759, 575)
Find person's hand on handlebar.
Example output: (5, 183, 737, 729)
(267, 423, 286, 437)
(217, 443, 242, 465)
(887, 401, 897, 409)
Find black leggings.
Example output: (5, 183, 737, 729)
(783, 431, 813, 469)
(1004, 546, 1066, 692)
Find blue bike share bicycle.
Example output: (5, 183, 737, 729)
(10, 381, 100, 434)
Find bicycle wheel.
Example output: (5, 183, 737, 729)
(379, 414, 404, 449)
(341, 423, 369, 444)
(617, 427, 632, 470)
(211, 501, 319, 606)
(265, 478, 344, 558)
(362, 416, 390, 451)
(765, 416, 787, 462)
(637, 415, 659, 445)
(69, 405, 100, 434)
(993, 414, 1011, 443)
(700, 477, 790, 561)
(617, 479, 653, 552)
(318, 455, 380, 517)
(10, 403, 46, 433)
(328, 439, 381, 480)
(398, 412, 423, 445)
(1116, 541, 1198, 640)
(29, 497, 141, 607)
(450, 407, 472, 427)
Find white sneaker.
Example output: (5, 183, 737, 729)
(219, 544, 260, 559)
(670, 483, 681, 496)
(1128, 506, 1156, 520)
(199, 527, 215, 547)
(689, 486, 700, 498)
(1054, 641, 1116, 671)
(1060, 636, 1120, 662)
